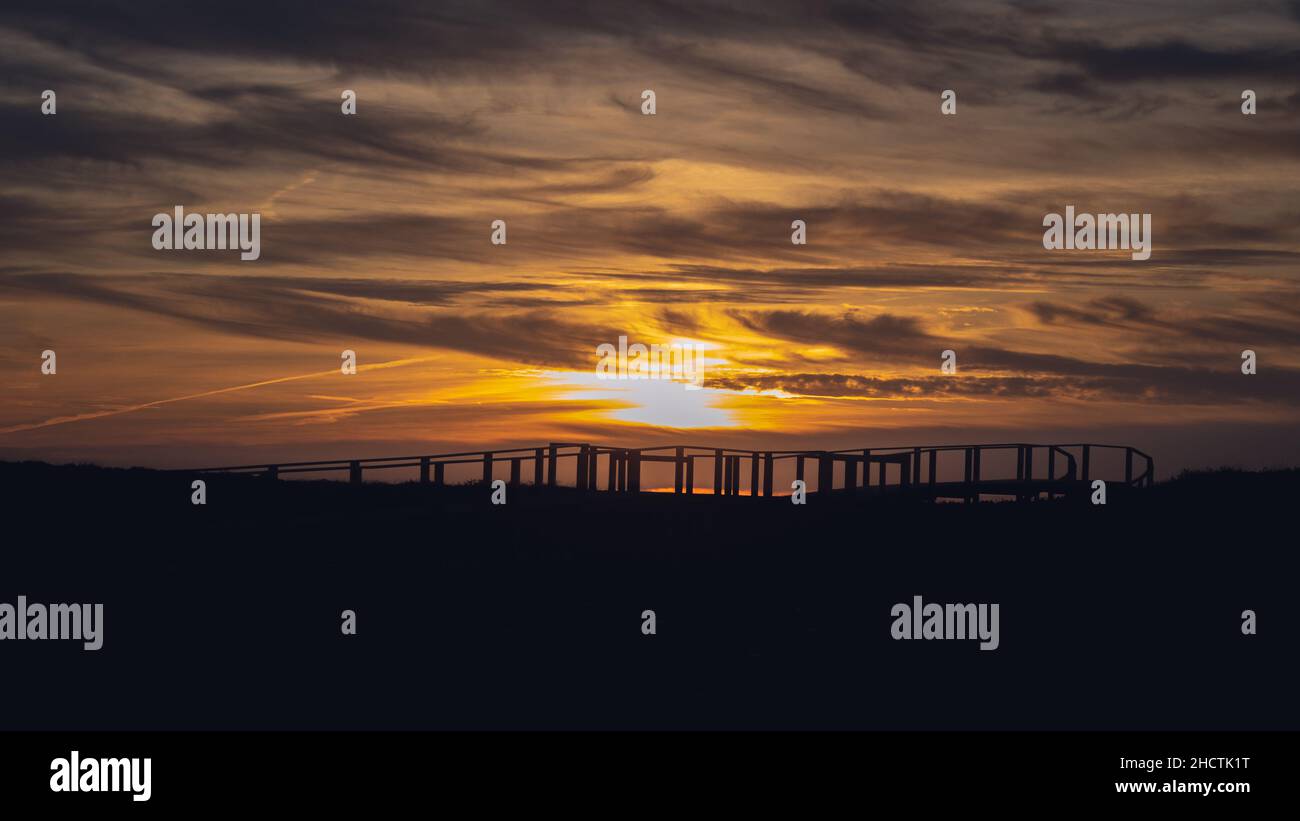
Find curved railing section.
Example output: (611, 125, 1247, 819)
(190, 442, 1153, 502)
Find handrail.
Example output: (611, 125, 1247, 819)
(188, 441, 1153, 500)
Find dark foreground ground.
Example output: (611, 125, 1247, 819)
(1, 461, 1296, 730)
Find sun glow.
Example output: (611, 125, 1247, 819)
(552, 370, 736, 429)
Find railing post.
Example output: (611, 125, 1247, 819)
(900, 454, 911, 488)
(844, 455, 857, 492)
(862, 449, 871, 488)
(510, 458, 521, 487)
(607, 448, 617, 492)
(1047, 448, 1056, 482)
(963, 447, 973, 503)
(350, 460, 362, 485)
(928, 449, 937, 488)
(482, 452, 493, 486)
(1024, 446, 1033, 502)
(1081, 445, 1090, 482)
(1125, 449, 1134, 485)
(796, 455, 805, 484)
(818, 452, 834, 494)
(685, 455, 694, 494)
(547, 443, 559, 487)
(1145, 455, 1154, 488)
(750, 453, 759, 498)
(589, 448, 598, 489)
(419, 456, 430, 484)
(618, 450, 628, 492)
(576, 446, 588, 491)
(534, 448, 544, 486)
(912, 447, 921, 485)
(763, 452, 774, 497)
(434, 462, 445, 487)
(715, 449, 724, 495)
(674, 447, 684, 494)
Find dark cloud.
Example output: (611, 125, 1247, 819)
(714, 363, 1300, 405)
(28, 270, 1296, 408)
(729, 308, 937, 360)
(1028, 296, 1155, 327)
(710, 371, 1105, 400)
(1027, 72, 1102, 100)
(725, 306, 1300, 404)
(0, 0, 936, 76)
(1027, 295, 1300, 348)
(7, 1, 1300, 112)
(0, 97, 484, 173)
(0, 271, 611, 367)
(1048, 38, 1300, 83)
(628, 262, 1026, 290)
(81, 194, 1031, 270)
(635, 42, 892, 120)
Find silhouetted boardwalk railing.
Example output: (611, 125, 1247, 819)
(193, 442, 1153, 502)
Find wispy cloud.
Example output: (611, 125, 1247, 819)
(2, 0, 1299, 470)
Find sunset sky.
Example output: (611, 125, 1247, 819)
(3, 1, 1300, 474)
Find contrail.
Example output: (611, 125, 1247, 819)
(0, 357, 437, 435)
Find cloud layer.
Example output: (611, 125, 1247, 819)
(2, 1, 1299, 470)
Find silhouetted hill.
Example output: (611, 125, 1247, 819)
(2, 460, 1296, 731)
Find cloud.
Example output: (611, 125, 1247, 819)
(724, 306, 1300, 404)
(729, 308, 937, 360)
(714, 364, 1300, 405)
(4, 0, 1300, 469)
(1047, 38, 1300, 83)
(0, 270, 617, 368)
(1027, 295, 1300, 347)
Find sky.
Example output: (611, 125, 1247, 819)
(2, 0, 1299, 476)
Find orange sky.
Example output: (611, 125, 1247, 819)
(3, 2, 1300, 474)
